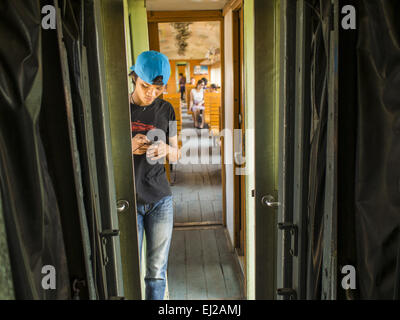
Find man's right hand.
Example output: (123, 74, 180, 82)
(132, 134, 150, 155)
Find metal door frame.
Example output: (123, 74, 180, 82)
(277, 0, 298, 300)
(321, 0, 339, 300)
(54, 0, 97, 299)
(277, 0, 339, 300)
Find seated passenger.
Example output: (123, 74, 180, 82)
(190, 80, 205, 129)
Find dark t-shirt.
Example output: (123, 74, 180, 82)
(179, 77, 186, 87)
(131, 98, 177, 204)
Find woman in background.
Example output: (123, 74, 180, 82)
(189, 80, 205, 129)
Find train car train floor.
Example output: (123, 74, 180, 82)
(167, 225, 244, 300)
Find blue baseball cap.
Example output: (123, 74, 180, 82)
(130, 51, 171, 85)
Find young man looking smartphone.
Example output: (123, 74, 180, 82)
(129, 51, 181, 300)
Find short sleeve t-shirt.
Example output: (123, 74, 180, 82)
(131, 97, 177, 204)
(191, 88, 204, 105)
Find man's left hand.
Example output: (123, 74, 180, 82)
(146, 141, 169, 161)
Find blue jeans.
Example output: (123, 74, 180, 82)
(136, 195, 174, 300)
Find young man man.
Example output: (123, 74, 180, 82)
(129, 50, 181, 300)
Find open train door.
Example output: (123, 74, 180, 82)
(94, 0, 143, 299)
(254, 0, 281, 299)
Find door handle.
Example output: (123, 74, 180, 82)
(234, 151, 245, 165)
(117, 200, 129, 212)
(261, 194, 280, 208)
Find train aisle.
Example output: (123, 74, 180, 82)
(167, 102, 243, 300)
